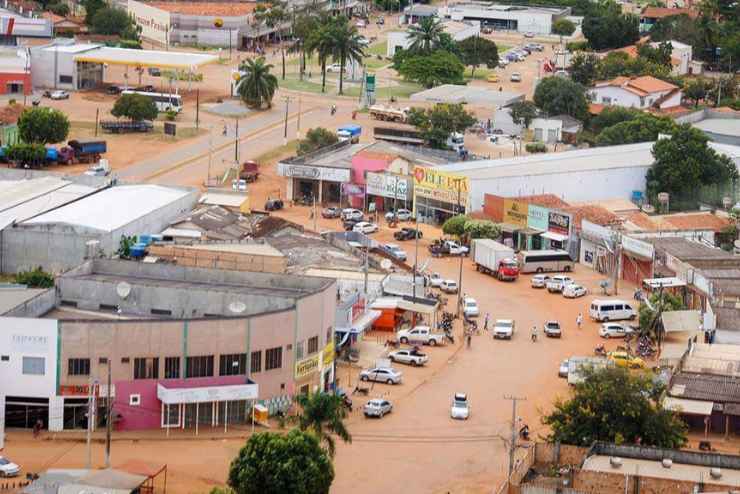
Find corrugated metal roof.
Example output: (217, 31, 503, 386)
(670, 372, 740, 404)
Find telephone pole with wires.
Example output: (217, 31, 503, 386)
(504, 395, 526, 479)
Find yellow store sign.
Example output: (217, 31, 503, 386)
(413, 166, 469, 207)
(503, 199, 529, 227)
(322, 341, 335, 367)
(295, 354, 320, 379)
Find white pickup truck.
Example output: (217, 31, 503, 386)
(388, 348, 429, 366)
(397, 326, 445, 346)
(546, 275, 573, 293)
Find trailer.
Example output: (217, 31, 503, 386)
(373, 126, 425, 146)
(60, 139, 107, 164)
(369, 105, 409, 123)
(472, 239, 519, 281)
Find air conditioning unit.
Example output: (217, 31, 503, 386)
(662, 458, 673, 468)
(609, 457, 622, 468)
(710, 467, 722, 479)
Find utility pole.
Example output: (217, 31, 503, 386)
(86, 376, 93, 469)
(94, 108, 99, 137)
(297, 94, 302, 138)
(283, 96, 291, 145)
(363, 243, 369, 303)
(105, 359, 112, 468)
(505, 395, 526, 479)
(234, 119, 239, 163)
(207, 125, 213, 185)
(195, 88, 200, 130)
(455, 180, 464, 316)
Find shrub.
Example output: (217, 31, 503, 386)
(526, 142, 547, 153)
(15, 267, 54, 288)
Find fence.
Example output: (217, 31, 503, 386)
(521, 482, 585, 494)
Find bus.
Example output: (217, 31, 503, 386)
(121, 90, 183, 113)
(518, 249, 574, 274)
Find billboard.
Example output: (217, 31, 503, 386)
(503, 199, 528, 227)
(366, 172, 411, 201)
(128, 0, 171, 46)
(413, 166, 468, 207)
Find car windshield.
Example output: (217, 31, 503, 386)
(0, 458, 9, 465)
(497, 321, 512, 328)
(453, 399, 468, 407)
(465, 301, 476, 307)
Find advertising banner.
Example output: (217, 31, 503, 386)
(527, 204, 549, 231)
(277, 163, 351, 182)
(548, 211, 571, 235)
(322, 341, 335, 367)
(622, 235, 654, 260)
(128, 0, 170, 46)
(413, 166, 468, 207)
(503, 199, 529, 227)
(366, 172, 411, 201)
(295, 354, 321, 379)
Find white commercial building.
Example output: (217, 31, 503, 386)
(433, 141, 740, 210)
(386, 20, 480, 57)
(589, 75, 682, 110)
(438, 3, 570, 35)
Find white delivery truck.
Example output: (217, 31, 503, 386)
(471, 239, 520, 281)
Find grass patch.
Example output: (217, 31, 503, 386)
(367, 40, 387, 57)
(254, 140, 298, 164)
(69, 121, 204, 141)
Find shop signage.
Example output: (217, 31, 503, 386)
(412, 166, 468, 207)
(503, 199, 528, 227)
(622, 235, 654, 259)
(128, 0, 171, 46)
(527, 204, 549, 231)
(11, 334, 49, 352)
(548, 211, 571, 235)
(366, 172, 411, 201)
(295, 354, 320, 379)
(322, 341, 335, 367)
(582, 219, 612, 242)
(157, 383, 256, 404)
(277, 163, 350, 182)
(59, 384, 115, 397)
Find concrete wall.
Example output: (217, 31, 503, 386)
(1, 288, 56, 317)
(589, 86, 674, 109)
(147, 245, 288, 274)
(0, 317, 58, 398)
(29, 47, 78, 90)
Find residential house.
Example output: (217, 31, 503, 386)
(589, 75, 682, 110)
(639, 6, 698, 32)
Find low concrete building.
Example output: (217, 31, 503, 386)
(386, 20, 480, 57)
(0, 47, 30, 96)
(438, 3, 570, 35)
(589, 75, 682, 110)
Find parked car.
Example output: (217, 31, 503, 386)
(0, 456, 20, 477)
(440, 279, 458, 293)
(355, 19, 366, 27)
(487, 73, 500, 83)
(382, 243, 407, 261)
(563, 284, 587, 298)
(341, 208, 363, 221)
(321, 207, 341, 219)
(49, 90, 70, 100)
(148, 67, 161, 76)
(327, 63, 342, 72)
(364, 398, 392, 417)
(589, 299, 637, 321)
(510, 73, 522, 82)
(394, 227, 422, 241)
(359, 366, 403, 384)
(524, 32, 535, 38)
(397, 326, 445, 346)
(343, 219, 361, 231)
(608, 351, 646, 369)
(353, 221, 379, 234)
(388, 348, 428, 366)
(544, 320, 562, 338)
(385, 208, 412, 221)
(264, 199, 284, 211)
(493, 319, 515, 339)
(450, 393, 470, 420)
(462, 297, 479, 318)
(481, 26, 493, 34)
(106, 85, 124, 95)
(558, 359, 569, 378)
(531, 274, 550, 288)
(599, 322, 634, 339)
(135, 85, 156, 93)
(428, 239, 469, 257)
(427, 272, 443, 288)
(546, 275, 573, 293)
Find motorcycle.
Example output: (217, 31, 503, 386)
(594, 344, 607, 357)
(384, 338, 400, 349)
(519, 425, 530, 441)
(330, 105, 337, 115)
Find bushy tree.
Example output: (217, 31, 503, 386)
(297, 127, 339, 156)
(639, 291, 684, 337)
(583, 1, 639, 50)
(463, 219, 501, 239)
(91, 7, 140, 40)
(398, 50, 465, 88)
(595, 114, 677, 146)
(509, 101, 538, 129)
(7, 143, 47, 167)
(684, 78, 710, 107)
(295, 392, 351, 457)
(111, 93, 157, 121)
(18, 107, 69, 144)
(590, 106, 642, 134)
(543, 366, 688, 448)
(254, 1, 289, 79)
(15, 267, 54, 288)
(569, 52, 601, 86)
(456, 36, 499, 76)
(407, 103, 476, 149)
(228, 430, 334, 494)
(48, 3, 70, 16)
(533, 76, 589, 121)
(82, 0, 105, 25)
(442, 215, 469, 238)
(637, 41, 673, 67)
(237, 57, 278, 109)
(552, 18, 576, 36)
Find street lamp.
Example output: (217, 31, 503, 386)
(214, 18, 232, 59)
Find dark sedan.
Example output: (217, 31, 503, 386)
(394, 227, 423, 241)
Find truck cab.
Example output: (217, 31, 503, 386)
(337, 125, 362, 143)
(498, 258, 520, 280)
(446, 132, 465, 153)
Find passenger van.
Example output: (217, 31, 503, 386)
(589, 299, 637, 322)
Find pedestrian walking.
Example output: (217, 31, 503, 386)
(466, 332, 472, 349)
(531, 325, 538, 342)
(576, 313, 583, 330)
(484, 312, 490, 332)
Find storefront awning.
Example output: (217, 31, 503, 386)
(664, 397, 713, 415)
(337, 310, 382, 335)
(398, 299, 438, 315)
(157, 382, 258, 405)
(541, 231, 568, 242)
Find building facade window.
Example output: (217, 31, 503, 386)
(308, 336, 319, 354)
(186, 355, 214, 378)
(133, 357, 159, 380)
(219, 353, 246, 376)
(164, 357, 180, 379)
(22, 356, 45, 375)
(265, 347, 282, 371)
(250, 351, 262, 373)
(295, 341, 304, 360)
(68, 358, 90, 376)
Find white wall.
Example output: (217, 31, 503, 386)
(30, 48, 77, 90)
(442, 6, 553, 34)
(0, 318, 58, 398)
(589, 85, 678, 109)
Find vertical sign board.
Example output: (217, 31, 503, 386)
(412, 166, 469, 214)
(365, 74, 376, 106)
(164, 122, 177, 136)
(128, 0, 171, 46)
(502, 199, 529, 227)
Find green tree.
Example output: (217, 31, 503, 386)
(254, 1, 289, 80)
(590, 106, 641, 133)
(582, 1, 639, 50)
(82, 0, 105, 25)
(297, 127, 339, 155)
(509, 101, 538, 129)
(533, 76, 589, 121)
(398, 50, 465, 88)
(552, 18, 576, 36)
(7, 143, 47, 167)
(306, 17, 337, 93)
(456, 36, 499, 77)
(442, 215, 469, 238)
(639, 291, 684, 338)
(637, 41, 673, 67)
(646, 125, 739, 202)
(18, 107, 70, 144)
(330, 16, 365, 95)
(236, 57, 278, 109)
(292, 8, 321, 81)
(463, 219, 501, 239)
(228, 430, 334, 494)
(15, 267, 54, 288)
(684, 78, 710, 107)
(595, 114, 677, 146)
(295, 392, 351, 458)
(48, 3, 70, 16)
(90, 7, 138, 39)
(569, 52, 600, 86)
(543, 366, 688, 448)
(111, 93, 158, 121)
(407, 103, 476, 149)
(407, 16, 445, 54)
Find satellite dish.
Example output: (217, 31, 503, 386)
(229, 301, 247, 314)
(116, 282, 131, 299)
(380, 259, 392, 270)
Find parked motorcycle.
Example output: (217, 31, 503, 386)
(594, 344, 607, 357)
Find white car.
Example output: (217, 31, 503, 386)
(558, 359, 569, 378)
(450, 393, 470, 420)
(531, 274, 550, 288)
(428, 272, 444, 288)
(388, 348, 428, 366)
(385, 208, 412, 221)
(364, 398, 392, 418)
(493, 319, 515, 339)
(359, 366, 403, 384)
(355, 19, 367, 28)
(49, 90, 69, 100)
(510, 72, 522, 82)
(353, 222, 379, 234)
(440, 279, 458, 293)
(327, 63, 342, 72)
(463, 297, 479, 318)
(341, 208, 363, 221)
(546, 275, 573, 293)
(383, 243, 407, 261)
(544, 320, 561, 338)
(599, 322, 634, 339)
(563, 284, 587, 298)
(0, 456, 20, 477)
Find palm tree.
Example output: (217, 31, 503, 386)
(306, 18, 336, 93)
(292, 0, 324, 81)
(330, 16, 366, 95)
(255, 0, 289, 80)
(236, 57, 278, 109)
(407, 17, 444, 54)
(295, 392, 351, 458)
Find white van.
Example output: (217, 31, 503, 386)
(589, 299, 637, 322)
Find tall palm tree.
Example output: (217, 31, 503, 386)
(331, 16, 366, 95)
(236, 57, 278, 109)
(295, 392, 351, 457)
(255, 0, 289, 80)
(306, 18, 336, 93)
(292, 0, 324, 81)
(407, 17, 444, 54)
